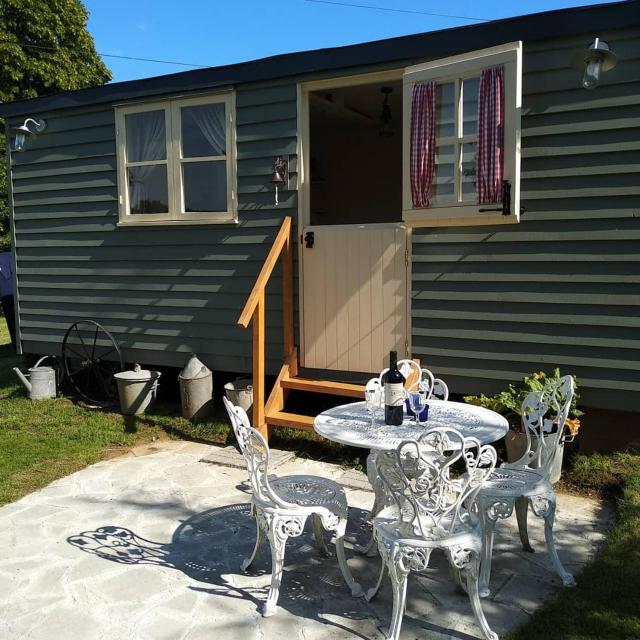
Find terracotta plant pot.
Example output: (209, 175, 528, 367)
(504, 430, 565, 484)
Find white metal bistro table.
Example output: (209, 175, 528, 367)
(314, 399, 509, 554)
(314, 399, 509, 450)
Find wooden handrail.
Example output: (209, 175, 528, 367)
(237, 216, 295, 438)
(238, 216, 292, 328)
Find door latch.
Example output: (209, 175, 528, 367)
(304, 231, 314, 248)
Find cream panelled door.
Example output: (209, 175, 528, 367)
(301, 223, 408, 374)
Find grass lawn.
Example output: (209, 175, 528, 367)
(0, 315, 362, 506)
(507, 452, 640, 640)
(0, 315, 233, 505)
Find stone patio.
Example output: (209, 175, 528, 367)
(0, 441, 612, 640)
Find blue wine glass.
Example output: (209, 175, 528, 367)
(409, 390, 426, 425)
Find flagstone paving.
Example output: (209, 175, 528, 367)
(0, 441, 612, 640)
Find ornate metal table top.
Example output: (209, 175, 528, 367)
(314, 400, 509, 450)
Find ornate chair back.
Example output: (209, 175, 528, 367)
(377, 428, 497, 540)
(431, 378, 449, 401)
(365, 377, 383, 405)
(223, 396, 289, 509)
(513, 375, 575, 477)
(379, 359, 422, 390)
(410, 367, 435, 396)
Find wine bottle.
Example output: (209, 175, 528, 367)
(383, 350, 405, 426)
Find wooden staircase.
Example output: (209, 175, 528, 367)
(237, 216, 364, 440)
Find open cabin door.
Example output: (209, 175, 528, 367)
(300, 223, 408, 374)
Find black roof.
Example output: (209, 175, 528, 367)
(0, 0, 637, 118)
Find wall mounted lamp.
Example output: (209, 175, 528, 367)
(573, 38, 617, 90)
(11, 117, 47, 152)
(270, 156, 288, 206)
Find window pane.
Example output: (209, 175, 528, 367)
(430, 144, 455, 204)
(181, 103, 226, 158)
(183, 161, 227, 212)
(128, 164, 168, 214)
(462, 77, 480, 137)
(125, 110, 166, 162)
(461, 142, 477, 202)
(436, 82, 455, 139)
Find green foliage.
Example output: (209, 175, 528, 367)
(0, 0, 112, 250)
(464, 368, 583, 419)
(507, 451, 640, 639)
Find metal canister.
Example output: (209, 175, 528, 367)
(179, 353, 213, 421)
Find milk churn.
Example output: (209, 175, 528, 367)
(13, 356, 57, 400)
(179, 354, 213, 420)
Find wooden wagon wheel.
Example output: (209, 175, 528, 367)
(61, 320, 124, 406)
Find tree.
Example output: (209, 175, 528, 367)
(0, 0, 112, 250)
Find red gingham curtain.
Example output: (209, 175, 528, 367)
(477, 66, 505, 204)
(410, 81, 437, 208)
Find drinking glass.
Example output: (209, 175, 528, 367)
(409, 390, 427, 425)
(365, 389, 378, 426)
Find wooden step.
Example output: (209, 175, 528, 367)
(281, 377, 364, 398)
(265, 410, 315, 431)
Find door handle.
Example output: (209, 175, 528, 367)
(304, 231, 314, 248)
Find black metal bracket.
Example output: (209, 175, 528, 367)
(478, 180, 512, 215)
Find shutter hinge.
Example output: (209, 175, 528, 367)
(404, 249, 409, 268)
(404, 339, 409, 357)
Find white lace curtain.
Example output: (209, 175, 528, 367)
(126, 110, 166, 212)
(182, 103, 226, 157)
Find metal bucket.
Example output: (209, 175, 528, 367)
(179, 354, 213, 421)
(114, 366, 161, 415)
(224, 378, 253, 414)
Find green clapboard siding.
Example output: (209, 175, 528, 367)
(10, 86, 298, 374)
(411, 27, 640, 411)
(8, 25, 640, 411)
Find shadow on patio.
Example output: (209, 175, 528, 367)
(67, 503, 379, 639)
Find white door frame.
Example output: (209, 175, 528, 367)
(296, 68, 411, 370)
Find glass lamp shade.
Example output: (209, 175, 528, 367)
(582, 58, 603, 89)
(11, 132, 26, 152)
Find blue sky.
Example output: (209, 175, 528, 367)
(84, 0, 618, 83)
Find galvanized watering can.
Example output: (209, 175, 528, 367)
(13, 356, 57, 400)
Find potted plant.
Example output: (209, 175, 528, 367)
(464, 369, 582, 483)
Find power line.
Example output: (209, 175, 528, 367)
(304, 0, 490, 22)
(0, 40, 209, 68)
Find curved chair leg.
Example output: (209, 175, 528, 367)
(312, 513, 331, 557)
(263, 515, 302, 617)
(334, 520, 364, 597)
(386, 554, 409, 640)
(241, 511, 265, 572)
(515, 495, 534, 552)
(479, 510, 497, 598)
(357, 456, 387, 556)
(465, 554, 498, 640)
(541, 499, 575, 587)
(365, 537, 387, 602)
(450, 563, 467, 594)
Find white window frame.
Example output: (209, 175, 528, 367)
(402, 42, 522, 228)
(115, 92, 237, 225)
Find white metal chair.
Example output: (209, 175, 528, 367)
(367, 427, 499, 640)
(475, 375, 576, 597)
(223, 396, 362, 616)
(431, 378, 449, 401)
(378, 358, 422, 389)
